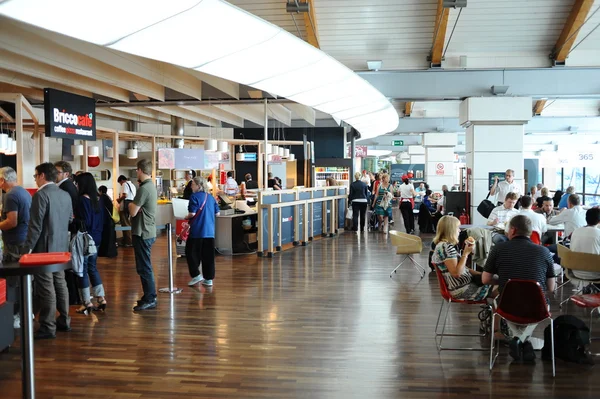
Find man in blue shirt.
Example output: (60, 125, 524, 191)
(0, 166, 32, 328)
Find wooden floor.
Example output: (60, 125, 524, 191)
(1, 215, 600, 398)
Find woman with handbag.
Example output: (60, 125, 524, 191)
(372, 173, 393, 233)
(185, 176, 221, 287)
(74, 173, 107, 314)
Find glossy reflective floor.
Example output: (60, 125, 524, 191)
(1, 216, 600, 398)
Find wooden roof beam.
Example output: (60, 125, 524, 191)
(429, 0, 449, 68)
(147, 106, 220, 127)
(0, 83, 44, 101)
(0, 68, 93, 99)
(533, 100, 547, 116)
(0, 106, 14, 123)
(302, 0, 320, 48)
(404, 102, 414, 117)
(552, 0, 594, 65)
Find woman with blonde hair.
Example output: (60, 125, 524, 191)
(431, 215, 493, 301)
(372, 173, 393, 233)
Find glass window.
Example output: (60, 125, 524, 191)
(563, 167, 584, 193)
(584, 166, 600, 206)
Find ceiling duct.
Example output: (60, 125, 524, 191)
(286, 1, 309, 13)
(171, 116, 185, 149)
(443, 0, 467, 8)
(128, 120, 139, 133)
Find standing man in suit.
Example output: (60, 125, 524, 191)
(54, 160, 80, 305)
(26, 163, 73, 339)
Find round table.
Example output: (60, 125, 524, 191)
(0, 260, 70, 399)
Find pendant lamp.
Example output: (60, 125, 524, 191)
(88, 146, 99, 157)
(278, 146, 285, 157)
(0, 133, 8, 153)
(288, 153, 295, 161)
(271, 145, 279, 155)
(127, 148, 138, 159)
(265, 143, 272, 155)
(204, 138, 217, 152)
(6, 139, 16, 155)
(218, 141, 228, 153)
(71, 144, 84, 156)
(283, 148, 290, 158)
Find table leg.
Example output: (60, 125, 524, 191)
(19, 274, 35, 399)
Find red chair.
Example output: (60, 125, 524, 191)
(530, 231, 541, 245)
(489, 279, 555, 376)
(570, 293, 600, 345)
(434, 265, 489, 351)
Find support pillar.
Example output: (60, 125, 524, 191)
(423, 133, 457, 191)
(460, 97, 532, 225)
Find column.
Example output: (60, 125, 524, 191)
(423, 133, 457, 192)
(408, 145, 425, 165)
(461, 97, 532, 225)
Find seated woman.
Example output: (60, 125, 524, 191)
(431, 215, 493, 301)
(422, 189, 436, 213)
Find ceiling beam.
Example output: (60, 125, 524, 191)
(0, 19, 164, 100)
(533, 100, 547, 116)
(147, 106, 220, 127)
(0, 51, 129, 102)
(0, 106, 14, 123)
(267, 104, 292, 126)
(0, 82, 44, 102)
(0, 67, 94, 99)
(430, 0, 449, 68)
(284, 104, 316, 126)
(302, 0, 320, 48)
(96, 108, 162, 124)
(404, 102, 414, 117)
(214, 104, 265, 126)
(185, 69, 239, 99)
(179, 105, 244, 127)
(110, 107, 172, 123)
(552, 0, 594, 65)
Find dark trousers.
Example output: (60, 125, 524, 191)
(351, 202, 368, 231)
(400, 201, 415, 233)
(133, 235, 157, 302)
(34, 271, 70, 334)
(185, 237, 216, 280)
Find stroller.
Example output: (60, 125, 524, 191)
(368, 209, 379, 231)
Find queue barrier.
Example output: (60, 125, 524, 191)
(257, 187, 348, 257)
(114, 223, 182, 294)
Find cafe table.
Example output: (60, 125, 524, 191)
(0, 252, 71, 399)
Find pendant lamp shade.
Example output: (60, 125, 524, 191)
(88, 146, 100, 157)
(72, 144, 84, 156)
(127, 148, 138, 159)
(0, 133, 8, 153)
(271, 145, 279, 155)
(283, 148, 290, 158)
(218, 141, 228, 153)
(265, 143, 272, 154)
(204, 138, 217, 152)
(288, 153, 295, 161)
(278, 146, 285, 157)
(6, 139, 16, 155)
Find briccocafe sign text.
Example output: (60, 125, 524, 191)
(44, 88, 96, 141)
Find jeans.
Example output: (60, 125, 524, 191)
(76, 253, 105, 302)
(133, 235, 157, 302)
(492, 232, 509, 245)
(351, 202, 368, 231)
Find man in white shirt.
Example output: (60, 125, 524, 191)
(508, 195, 547, 239)
(117, 175, 137, 247)
(569, 208, 600, 280)
(488, 192, 520, 245)
(548, 194, 586, 238)
(490, 169, 521, 205)
(360, 170, 371, 186)
(224, 171, 240, 196)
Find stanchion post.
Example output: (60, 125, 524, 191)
(159, 223, 183, 294)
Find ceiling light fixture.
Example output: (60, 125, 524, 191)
(367, 60, 382, 71)
(0, 0, 399, 140)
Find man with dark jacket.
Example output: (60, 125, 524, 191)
(26, 163, 73, 339)
(349, 172, 369, 231)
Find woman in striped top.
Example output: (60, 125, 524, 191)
(432, 216, 493, 301)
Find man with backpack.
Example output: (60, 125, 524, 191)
(482, 215, 556, 362)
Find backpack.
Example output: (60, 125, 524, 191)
(542, 315, 594, 365)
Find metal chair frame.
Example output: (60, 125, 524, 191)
(390, 255, 425, 279)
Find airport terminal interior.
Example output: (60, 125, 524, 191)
(1, 0, 600, 398)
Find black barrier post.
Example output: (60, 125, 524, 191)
(159, 223, 183, 294)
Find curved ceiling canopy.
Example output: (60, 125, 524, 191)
(0, 0, 399, 139)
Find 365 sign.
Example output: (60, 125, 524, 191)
(540, 149, 599, 167)
(44, 88, 96, 141)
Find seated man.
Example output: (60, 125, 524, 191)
(549, 194, 586, 239)
(482, 215, 556, 362)
(569, 208, 600, 281)
(487, 192, 519, 245)
(536, 197, 557, 245)
(558, 186, 575, 210)
(509, 195, 547, 239)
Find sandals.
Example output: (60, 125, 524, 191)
(76, 303, 94, 315)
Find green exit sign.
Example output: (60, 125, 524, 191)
(392, 140, 404, 146)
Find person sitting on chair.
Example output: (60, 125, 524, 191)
(487, 192, 519, 245)
(431, 215, 493, 301)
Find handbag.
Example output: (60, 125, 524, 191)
(346, 206, 353, 220)
(179, 193, 208, 242)
(477, 191, 496, 219)
(107, 204, 120, 224)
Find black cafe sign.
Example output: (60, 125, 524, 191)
(44, 88, 96, 141)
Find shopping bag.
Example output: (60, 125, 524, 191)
(346, 206, 353, 220)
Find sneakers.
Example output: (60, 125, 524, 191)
(522, 340, 536, 363)
(201, 279, 213, 287)
(509, 337, 522, 361)
(188, 274, 204, 286)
